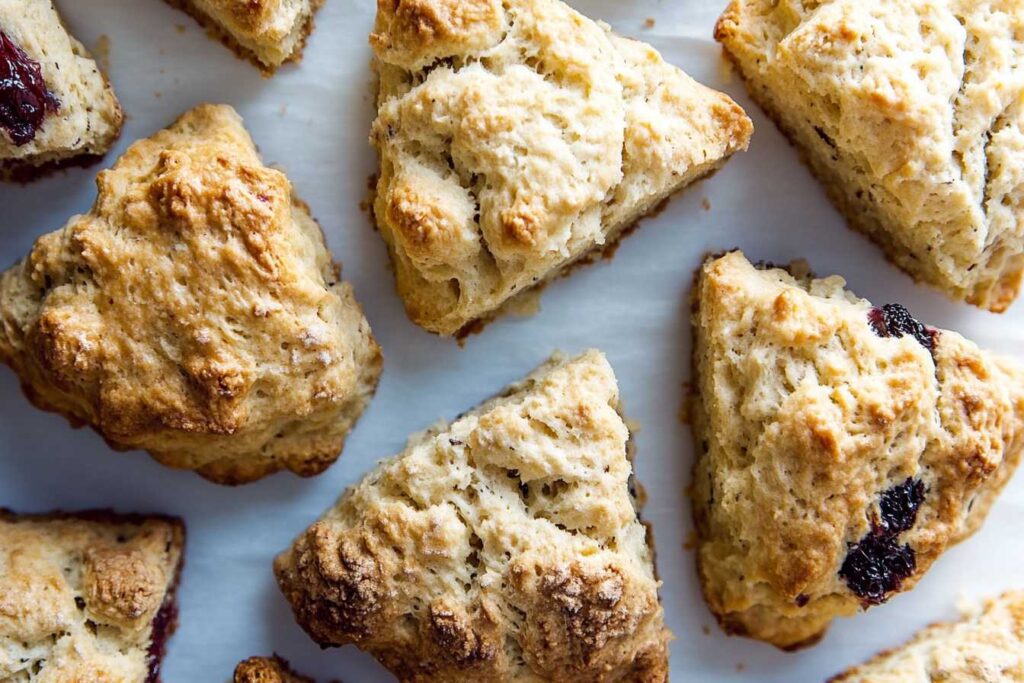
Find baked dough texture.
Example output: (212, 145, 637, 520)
(275, 351, 669, 682)
(831, 591, 1024, 682)
(0, 0, 122, 179)
(371, 0, 753, 336)
(234, 655, 316, 683)
(715, 0, 1024, 312)
(691, 251, 1024, 650)
(0, 104, 382, 485)
(0, 510, 185, 683)
(165, 0, 325, 73)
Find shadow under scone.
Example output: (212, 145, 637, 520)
(690, 251, 1024, 649)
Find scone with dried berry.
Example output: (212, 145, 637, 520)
(0, 510, 184, 682)
(234, 656, 316, 683)
(830, 591, 1024, 682)
(691, 251, 1024, 650)
(716, 0, 1024, 312)
(0, 104, 382, 485)
(275, 351, 669, 681)
(0, 0, 122, 180)
(371, 0, 752, 336)
(166, 0, 324, 74)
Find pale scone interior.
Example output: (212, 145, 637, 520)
(831, 591, 1024, 682)
(0, 104, 382, 485)
(691, 251, 1024, 649)
(275, 351, 669, 681)
(0, 511, 184, 682)
(371, 0, 752, 336)
(715, 0, 1024, 311)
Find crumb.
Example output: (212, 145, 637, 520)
(683, 531, 698, 551)
(279, 104, 287, 117)
(94, 35, 111, 74)
(701, 197, 711, 211)
(175, 24, 187, 34)
(702, 625, 711, 635)
(644, 17, 656, 29)
(154, 91, 162, 99)
(736, 663, 746, 673)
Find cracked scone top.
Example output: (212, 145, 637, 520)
(0, 510, 184, 682)
(371, 0, 752, 336)
(165, 0, 325, 73)
(715, 0, 1024, 312)
(234, 655, 315, 683)
(0, 0, 122, 179)
(830, 591, 1024, 682)
(691, 252, 1024, 650)
(275, 351, 669, 682)
(0, 104, 382, 485)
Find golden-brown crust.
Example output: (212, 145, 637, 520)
(275, 351, 670, 681)
(234, 655, 318, 683)
(371, 0, 752, 336)
(691, 252, 1024, 649)
(0, 509, 185, 681)
(0, 104, 382, 485)
(164, 0, 325, 75)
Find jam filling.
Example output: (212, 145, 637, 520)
(146, 597, 178, 683)
(868, 303, 937, 354)
(839, 478, 925, 605)
(0, 30, 60, 146)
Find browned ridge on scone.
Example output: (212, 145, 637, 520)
(716, 0, 1024, 312)
(371, 0, 752, 336)
(275, 351, 670, 682)
(0, 509, 185, 682)
(0, 104, 382, 485)
(830, 591, 1024, 681)
(234, 655, 320, 683)
(691, 251, 1024, 649)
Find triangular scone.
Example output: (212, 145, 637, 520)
(0, 0, 122, 180)
(0, 105, 382, 485)
(275, 351, 669, 682)
(691, 252, 1024, 650)
(716, 0, 1024, 312)
(165, 0, 324, 73)
(831, 591, 1024, 682)
(0, 510, 184, 681)
(371, 0, 753, 336)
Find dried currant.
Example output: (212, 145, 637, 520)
(868, 303, 936, 353)
(839, 478, 926, 605)
(0, 30, 60, 146)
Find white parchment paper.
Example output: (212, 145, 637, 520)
(2, 1, 1022, 681)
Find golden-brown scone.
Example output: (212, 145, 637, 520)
(165, 0, 325, 74)
(275, 351, 670, 682)
(691, 251, 1024, 650)
(0, 0, 123, 180)
(0, 510, 185, 682)
(0, 104, 382, 485)
(715, 0, 1024, 312)
(371, 0, 753, 336)
(234, 655, 316, 683)
(830, 591, 1024, 682)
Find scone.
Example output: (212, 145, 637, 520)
(234, 656, 316, 683)
(0, 104, 382, 485)
(0, 510, 185, 682)
(275, 351, 669, 682)
(165, 0, 324, 74)
(691, 251, 1024, 650)
(0, 0, 122, 180)
(830, 591, 1024, 682)
(715, 0, 1024, 312)
(371, 0, 753, 336)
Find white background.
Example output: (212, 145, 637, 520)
(2, 1, 1023, 681)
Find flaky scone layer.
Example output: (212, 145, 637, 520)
(0, 104, 382, 485)
(275, 351, 669, 682)
(716, 0, 1024, 312)
(691, 252, 1024, 650)
(0, 0, 123, 178)
(831, 591, 1024, 682)
(371, 0, 752, 336)
(165, 0, 325, 73)
(0, 510, 184, 682)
